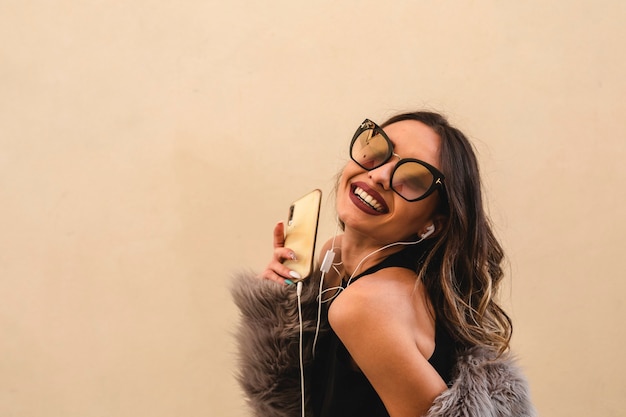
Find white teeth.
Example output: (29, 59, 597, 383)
(354, 187, 384, 212)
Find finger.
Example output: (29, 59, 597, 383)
(260, 269, 295, 286)
(273, 222, 286, 249)
(274, 246, 297, 263)
(267, 254, 301, 278)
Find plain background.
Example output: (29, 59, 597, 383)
(1, 1, 625, 416)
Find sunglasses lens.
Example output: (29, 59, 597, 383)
(350, 128, 391, 170)
(392, 162, 434, 201)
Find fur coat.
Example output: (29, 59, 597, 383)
(231, 271, 536, 417)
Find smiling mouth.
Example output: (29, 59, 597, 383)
(353, 186, 385, 212)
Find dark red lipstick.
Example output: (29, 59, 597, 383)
(349, 182, 389, 215)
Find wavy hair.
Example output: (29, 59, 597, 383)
(381, 111, 512, 354)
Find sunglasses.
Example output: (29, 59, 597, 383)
(349, 119, 445, 202)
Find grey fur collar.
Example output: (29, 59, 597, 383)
(231, 271, 536, 417)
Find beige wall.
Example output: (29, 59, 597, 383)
(1, 1, 625, 416)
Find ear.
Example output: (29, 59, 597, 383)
(419, 215, 446, 239)
(420, 224, 436, 239)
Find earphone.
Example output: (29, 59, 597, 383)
(420, 224, 435, 239)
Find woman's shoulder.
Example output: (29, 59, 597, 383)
(329, 266, 439, 357)
(328, 267, 426, 333)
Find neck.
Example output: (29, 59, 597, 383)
(339, 228, 415, 279)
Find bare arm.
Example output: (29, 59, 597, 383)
(328, 269, 447, 417)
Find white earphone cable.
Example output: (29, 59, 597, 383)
(296, 281, 305, 417)
(343, 237, 426, 288)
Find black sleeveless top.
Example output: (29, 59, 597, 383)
(312, 246, 458, 417)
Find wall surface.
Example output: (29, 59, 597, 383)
(1, 1, 625, 416)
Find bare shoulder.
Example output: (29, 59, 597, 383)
(328, 267, 421, 335)
(328, 268, 446, 417)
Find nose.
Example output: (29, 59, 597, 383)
(368, 160, 395, 190)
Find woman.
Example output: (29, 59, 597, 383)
(232, 111, 535, 417)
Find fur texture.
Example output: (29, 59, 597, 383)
(231, 271, 536, 417)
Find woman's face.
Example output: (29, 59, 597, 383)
(336, 119, 443, 244)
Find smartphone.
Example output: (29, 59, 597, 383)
(282, 189, 322, 281)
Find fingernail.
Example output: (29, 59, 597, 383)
(284, 279, 294, 286)
(289, 252, 297, 260)
(289, 270, 302, 280)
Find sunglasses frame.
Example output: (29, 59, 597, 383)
(350, 119, 446, 202)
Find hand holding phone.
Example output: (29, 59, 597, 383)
(282, 189, 322, 281)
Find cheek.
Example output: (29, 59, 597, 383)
(341, 161, 366, 180)
(336, 164, 361, 195)
(397, 199, 438, 231)
(335, 173, 348, 207)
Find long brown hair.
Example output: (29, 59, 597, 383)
(382, 111, 512, 354)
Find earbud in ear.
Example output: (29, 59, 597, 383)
(420, 224, 435, 239)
